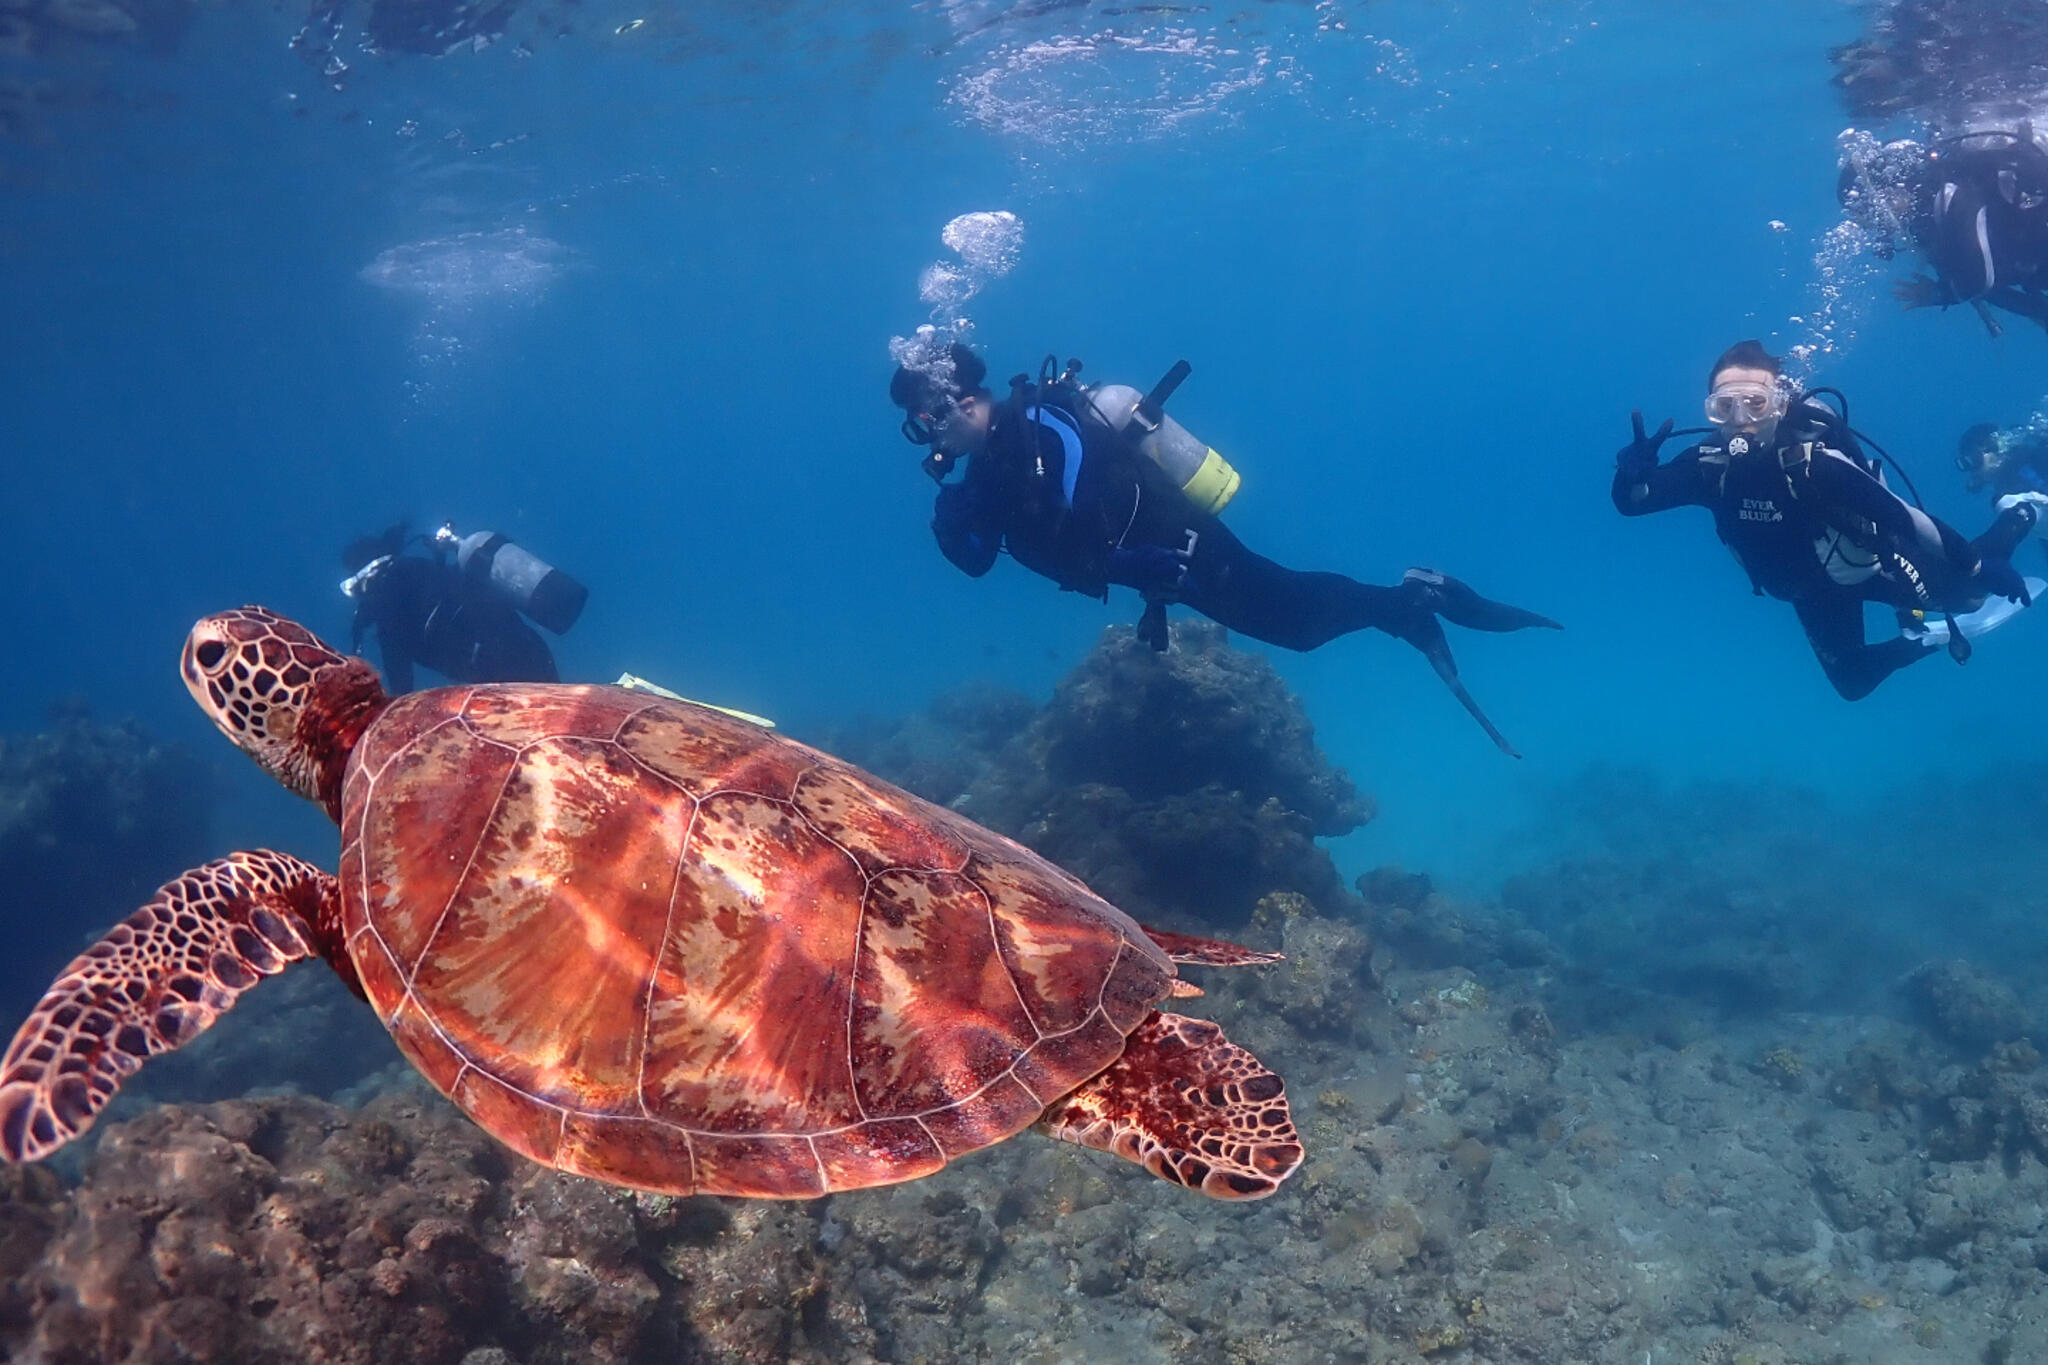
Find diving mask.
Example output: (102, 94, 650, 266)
(900, 394, 958, 447)
(1958, 431, 2010, 473)
(340, 553, 394, 601)
(1705, 381, 1786, 428)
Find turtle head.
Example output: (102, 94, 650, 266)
(182, 607, 388, 817)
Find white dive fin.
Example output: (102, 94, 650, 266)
(614, 673, 775, 728)
(1901, 577, 2048, 645)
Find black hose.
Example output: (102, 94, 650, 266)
(1803, 385, 1930, 510)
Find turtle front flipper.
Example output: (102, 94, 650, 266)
(0, 851, 335, 1163)
(1037, 1011, 1303, 1200)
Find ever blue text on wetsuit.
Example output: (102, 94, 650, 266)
(349, 552, 559, 694)
(1612, 416, 2021, 700)
(927, 375, 1560, 754)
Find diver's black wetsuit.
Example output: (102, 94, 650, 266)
(936, 387, 1458, 649)
(350, 553, 558, 693)
(1613, 426, 2024, 700)
(931, 382, 1560, 754)
(1912, 137, 2048, 327)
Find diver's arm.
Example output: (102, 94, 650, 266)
(1806, 447, 1966, 557)
(1808, 447, 1979, 573)
(1612, 447, 1716, 516)
(378, 641, 415, 694)
(1985, 284, 2048, 330)
(932, 478, 1001, 577)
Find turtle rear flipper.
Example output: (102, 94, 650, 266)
(1038, 1011, 1303, 1200)
(0, 851, 335, 1163)
(1139, 926, 1282, 967)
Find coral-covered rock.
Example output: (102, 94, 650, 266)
(1903, 958, 2034, 1052)
(0, 1089, 874, 1365)
(827, 621, 1372, 928)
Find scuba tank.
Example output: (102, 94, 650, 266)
(435, 525, 589, 635)
(1065, 359, 1242, 516)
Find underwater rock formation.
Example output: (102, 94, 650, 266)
(0, 704, 215, 1023)
(1903, 958, 2035, 1053)
(832, 620, 1372, 929)
(2, 1087, 873, 1365)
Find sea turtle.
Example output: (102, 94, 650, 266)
(0, 608, 1303, 1199)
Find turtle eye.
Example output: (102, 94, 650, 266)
(194, 640, 227, 670)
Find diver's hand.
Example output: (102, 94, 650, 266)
(1617, 411, 1673, 480)
(1981, 557, 2034, 606)
(1892, 273, 1947, 310)
(1108, 543, 1191, 596)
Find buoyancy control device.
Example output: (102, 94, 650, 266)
(435, 525, 589, 636)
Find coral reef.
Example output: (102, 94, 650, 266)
(831, 620, 1372, 929)
(4, 1086, 871, 1364)
(1902, 958, 2035, 1053)
(17, 637, 2048, 1361)
(1491, 764, 1991, 1026)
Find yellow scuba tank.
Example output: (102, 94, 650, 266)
(1080, 362, 1242, 516)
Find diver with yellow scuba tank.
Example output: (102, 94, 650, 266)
(888, 341, 1562, 757)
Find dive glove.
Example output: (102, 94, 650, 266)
(1108, 543, 1191, 596)
(1980, 556, 2034, 607)
(1617, 411, 1674, 481)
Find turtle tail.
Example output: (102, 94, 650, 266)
(0, 851, 336, 1164)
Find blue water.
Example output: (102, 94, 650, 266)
(4, 0, 2046, 892)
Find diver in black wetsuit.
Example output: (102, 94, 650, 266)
(1840, 130, 2048, 335)
(888, 342, 1562, 755)
(1613, 340, 2037, 701)
(1958, 421, 2048, 498)
(339, 523, 586, 693)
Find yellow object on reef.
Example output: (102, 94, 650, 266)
(615, 673, 775, 728)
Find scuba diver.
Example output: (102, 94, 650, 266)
(1957, 420, 2048, 497)
(338, 522, 589, 693)
(1613, 340, 2038, 701)
(888, 341, 1562, 756)
(1839, 128, 2048, 336)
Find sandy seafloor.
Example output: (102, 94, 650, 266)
(13, 0, 2048, 1361)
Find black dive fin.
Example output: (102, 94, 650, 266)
(1413, 630, 1521, 759)
(1406, 569, 1562, 634)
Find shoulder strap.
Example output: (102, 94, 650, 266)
(1024, 400, 1087, 506)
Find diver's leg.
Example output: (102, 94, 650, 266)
(1173, 527, 1525, 754)
(1398, 569, 1563, 632)
(1974, 495, 2039, 560)
(1792, 593, 1934, 701)
(1168, 521, 1390, 651)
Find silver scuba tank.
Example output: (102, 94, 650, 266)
(438, 526, 589, 635)
(1082, 381, 1241, 515)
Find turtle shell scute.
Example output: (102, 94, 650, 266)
(339, 683, 1175, 1197)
